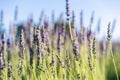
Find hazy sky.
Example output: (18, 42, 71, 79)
(0, 0, 120, 41)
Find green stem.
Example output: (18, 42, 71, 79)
(68, 20, 73, 43)
(110, 41, 119, 80)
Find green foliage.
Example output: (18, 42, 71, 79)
(0, 39, 119, 80)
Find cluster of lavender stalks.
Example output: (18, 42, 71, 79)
(0, 0, 118, 79)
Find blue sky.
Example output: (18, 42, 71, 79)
(0, 0, 120, 41)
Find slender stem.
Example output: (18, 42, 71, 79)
(110, 41, 119, 80)
(68, 20, 73, 42)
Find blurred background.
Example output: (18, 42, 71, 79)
(0, 0, 120, 41)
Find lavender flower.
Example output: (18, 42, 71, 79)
(19, 29, 25, 59)
(61, 21, 66, 45)
(89, 11, 94, 28)
(87, 12, 94, 40)
(44, 19, 49, 29)
(65, 51, 71, 70)
(88, 55, 93, 71)
(7, 39, 12, 77)
(0, 57, 4, 65)
(39, 10, 44, 26)
(61, 20, 65, 36)
(36, 27, 41, 67)
(50, 53, 56, 77)
(0, 10, 3, 22)
(7, 39, 11, 48)
(18, 29, 25, 74)
(33, 27, 37, 44)
(28, 24, 34, 68)
(56, 55, 64, 68)
(0, 56, 4, 70)
(14, 6, 18, 21)
(78, 27, 87, 44)
(35, 27, 45, 67)
(40, 26, 49, 56)
(87, 29, 94, 40)
(66, 0, 70, 21)
(65, 0, 73, 41)
(28, 14, 33, 24)
(1, 33, 6, 56)
(41, 26, 45, 43)
(107, 22, 111, 41)
(0, 33, 6, 70)
(80, 10, 83, 28)
(57, 31, 62, 53)
(71, 11, 77, 39)
(41, 25, 51, 53)
(72, 39, 80, 61)
(45, 30, 51, 53)
(96, 18, 101, 33)
(29, 47, 34, 68)
(7, 39, 11, 61)
(79, 10, 86, 44)
(87, 35, 93, 71)
(51, 10, 55, 29)
(50, 53, 55, 67)
(92, 37, 96, 59)
(7, 61, 12, 77)
(18, 58, 22, 74)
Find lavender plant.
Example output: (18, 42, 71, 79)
(35, 27, 41, 67)
(0, 33, 6, 70)
(7, 39, 12, 78)
(65, 0, 73, 41)
(107, 22, 119, 80)
(18, 29, 25, 74)
(0, 1, 119, 80)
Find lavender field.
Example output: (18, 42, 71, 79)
(0, 0, 120, 80)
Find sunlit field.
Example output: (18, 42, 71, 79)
(0, 0, 120, 80)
